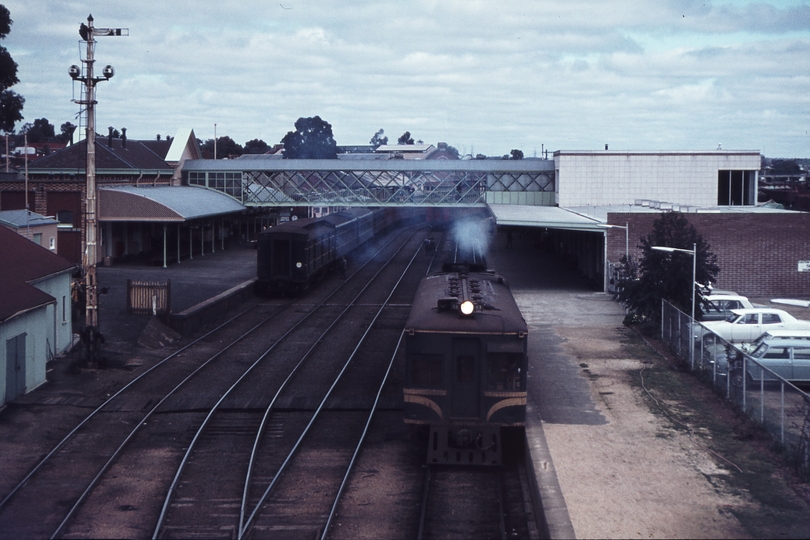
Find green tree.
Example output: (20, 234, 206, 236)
(0, 5, 23, 132)
(281, 116, 337, 159)
(397, 131, 414, 145)
(19, 118, 55, 143)
(199, 136, 244, 159)
(369, 128, 388, 149)
(59, 121, 77, 144)
(617, 212, 719, 324)
(244, 138, 269, 154)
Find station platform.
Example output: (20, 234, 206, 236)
(94, 243, 258, 347)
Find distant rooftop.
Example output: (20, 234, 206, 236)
(0, 209, 58, 229)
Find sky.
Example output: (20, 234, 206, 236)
(2, 0, 809, 158)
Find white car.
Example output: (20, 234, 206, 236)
(699, 294, 755, 321)
(701, 308, 810, 344)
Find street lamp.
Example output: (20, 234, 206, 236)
(652, 243, 697, 369)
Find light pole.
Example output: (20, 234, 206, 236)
(68, 14, 127, 332)
(652, 243, 697, 369)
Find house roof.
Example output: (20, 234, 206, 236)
(27, 137, 173, 173)
(0, 225, 75, 322)
(0, 209, 58, 229)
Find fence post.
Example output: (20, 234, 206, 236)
(760, 369, 765, 423)
(660, 299, 664, 341)
(781, 381, 786, 444)
(742, 355, 747, 412)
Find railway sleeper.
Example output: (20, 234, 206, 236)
(428, 424, 501, 465)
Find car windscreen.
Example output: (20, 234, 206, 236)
(751, 342, 770, 358)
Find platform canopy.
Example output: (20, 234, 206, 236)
(99, 185, 246, 222)
(488, 204, 608, 232)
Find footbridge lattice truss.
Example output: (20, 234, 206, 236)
(183, 159, 555, 207)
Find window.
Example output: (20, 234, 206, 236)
(62, 295, 67, 323)
(741, 314, 759, 325)
(761, 313, 782, 324)
(718, 170, 756, 206)
(49, 237, 55, 250)
(487, 353, 522, 391)
(456, 355, 476, 383)
(33, 232, 42, 245)
(793, 347, 810, 360)
(188, 171, 207, 186)
(411, 354, 443, 387)
(56, 210, 74, 227)
(763, 346, 789, 359)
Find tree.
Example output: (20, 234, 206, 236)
(397, 131, 414, 145)
(244, 138, 269, 154)
(200, 136, 244, 158)
(616, 212, 719, 324)
(59, 121, 77, 144)
(0, 5, 23, 132)
(369, 128, 388, 149)
(19, 118, 55, 143)
(281, 116, 337, 159)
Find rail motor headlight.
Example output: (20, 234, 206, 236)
(296, 262, 303, 268)
(460, 300, 475, 316)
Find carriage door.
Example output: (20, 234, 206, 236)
(451, 338, 480, 419)
(5, 334, 26, 403)
(272, 239, 290, 277)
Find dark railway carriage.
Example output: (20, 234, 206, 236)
(257, 208, 374, 294)
(404, 269, 528, 465)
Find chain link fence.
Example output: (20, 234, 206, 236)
(660, 299, 810, 476)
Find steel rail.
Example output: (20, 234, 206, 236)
(319, 241, 423, 539)
(0, 301, 262, 514)
(49, 301, 295, 539)
(238, 231, 423, 539)
(151, 226, 421, 538)
(320, 331, 406, 540)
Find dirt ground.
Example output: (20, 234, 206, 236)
(526, 291, 810, 539)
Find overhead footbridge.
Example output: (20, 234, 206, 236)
(181, 157, 556, 207)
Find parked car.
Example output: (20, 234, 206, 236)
(699, 294, 755, 322)
(700, 308, 810, 344)
(736, 329, 810, 353)
(727, 336, 810, 386)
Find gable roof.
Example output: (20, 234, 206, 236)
(0, 226, 75, 322)
(165, 128, 202, 164)
(27, 137, 173, 173)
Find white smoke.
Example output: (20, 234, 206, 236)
(451, 217, 492, 258)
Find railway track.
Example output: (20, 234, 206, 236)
(154, 226, 426, 539)
(0, 225, 430, 539)
(417, 461, 533, 540)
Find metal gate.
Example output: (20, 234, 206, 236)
(127, 279, 171, 315)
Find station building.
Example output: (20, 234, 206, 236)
(490, 149, 810, 298)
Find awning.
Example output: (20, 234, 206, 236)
(488, 204, 608, 232)
(99, 186, 245, 222)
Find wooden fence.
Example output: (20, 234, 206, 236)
(127, 279, 171, 315)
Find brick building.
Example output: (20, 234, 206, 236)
(0, 129, 251, 266)
(492, 149, 810, 297)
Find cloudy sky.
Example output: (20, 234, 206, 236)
(3, 0, 809, 157)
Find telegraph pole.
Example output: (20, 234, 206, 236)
(69, 14, 127, 332)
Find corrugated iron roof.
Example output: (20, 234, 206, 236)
(99, 186, 245, 222)
(0, 210, 58, 228)
(0, 226, 75, 322)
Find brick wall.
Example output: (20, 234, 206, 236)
(607, 211, 810, 297)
